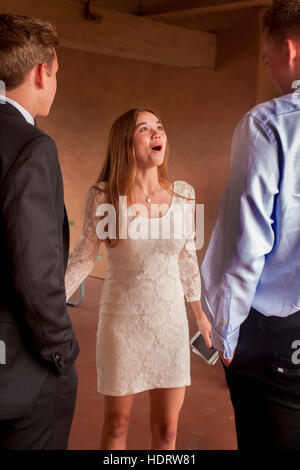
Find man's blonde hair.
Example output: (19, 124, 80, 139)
(0, 14, 58, 90)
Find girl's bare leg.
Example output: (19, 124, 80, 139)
(100, 394, 135, 450)
(149, 387, 186, 450)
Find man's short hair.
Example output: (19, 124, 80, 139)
(0, 14, 58, 90)
(263, 0, 300, 42)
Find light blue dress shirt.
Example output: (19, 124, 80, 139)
(201, 92, 300, 359)
(0, 94, 34, 125)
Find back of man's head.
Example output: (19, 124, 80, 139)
(0, 14, 58, 91)
(263, 0, 300, 43)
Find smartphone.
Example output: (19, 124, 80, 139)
(190, 331, 219, 365)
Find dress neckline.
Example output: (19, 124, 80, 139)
(137, 181, 177, 220)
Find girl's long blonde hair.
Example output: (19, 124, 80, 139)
(95, 107, 192, 247)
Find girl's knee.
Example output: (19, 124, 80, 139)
(157, 424, 177, 445)
(105, 412, 131, 440)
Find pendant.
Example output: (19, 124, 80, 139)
(146, 196, 151, 204)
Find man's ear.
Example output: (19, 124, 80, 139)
(285, 38, 298, 66)
(34, 62, 47, 90)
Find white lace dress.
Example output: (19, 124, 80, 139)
(65, 180, 201, 396)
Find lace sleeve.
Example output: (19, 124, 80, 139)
(178, 183, 201, 302)
(65, 186, 105, 301)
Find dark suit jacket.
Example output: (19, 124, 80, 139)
(0, 102, 79, 419)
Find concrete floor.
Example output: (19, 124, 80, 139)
(67, 276, 237, 450)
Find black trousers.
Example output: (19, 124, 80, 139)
(223, 307, 300, 450)
(0, 363, 78, 450)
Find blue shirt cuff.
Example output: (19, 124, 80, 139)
(211, 326, 240, 360)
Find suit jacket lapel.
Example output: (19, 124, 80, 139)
(63, 205, 70, 271)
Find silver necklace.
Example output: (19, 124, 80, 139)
(136, 183, 161, 204)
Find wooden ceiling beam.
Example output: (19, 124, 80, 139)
(138, 0, 245, 17)
(144, 0, 272, 20)
(0, 0, 217, 69)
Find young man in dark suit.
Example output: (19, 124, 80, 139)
(0, 14, 79, 450)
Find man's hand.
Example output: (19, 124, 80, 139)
(219, 350, 235, 367)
